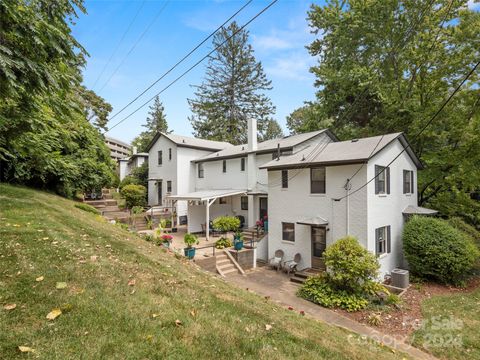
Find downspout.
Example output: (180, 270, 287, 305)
(344, 179, 352, 236)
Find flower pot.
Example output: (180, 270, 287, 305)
(163, 241, 170, 248)
(172, 228, 178, 233)
(184, 247, 196, 259)
(234, 240, 243, 251)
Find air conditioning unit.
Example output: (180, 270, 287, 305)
(391, 268, 409, 289)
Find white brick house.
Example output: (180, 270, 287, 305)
(260, 133, 434, 277)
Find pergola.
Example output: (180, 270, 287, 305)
(167, 189, 247, 240)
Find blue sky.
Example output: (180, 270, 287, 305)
(72, 0, 323, 144)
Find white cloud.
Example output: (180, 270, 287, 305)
(265, 52, 316, 81)
(467, 0, 480, 10)
(252, 34, 294, 50)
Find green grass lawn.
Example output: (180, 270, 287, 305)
(0, 184, 405, 359)
(412, 287, 480, 359)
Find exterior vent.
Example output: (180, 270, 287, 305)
(391, 268, 409, 289)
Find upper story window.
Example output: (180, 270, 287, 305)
(158, 150, 163, 165)
(169, 148, 172, 161)
(375, 165, 390, 194)
(222, 160, 227, 173)
(282, 222, 295, 242)
(311, 167, 326, 194)
(241, 196, 248, 210)
(281, 170, 288, 189)
(375, 225, 391, 255)
(240, 158, 245, 171)
(403, 170, 414, 194)
(167, 181, 172, 193)
(198, 163, 204, 178)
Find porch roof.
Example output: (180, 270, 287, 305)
(297, 216, 329, 226)
(402, 205, 438, 215)
(166, 189, 247, 201)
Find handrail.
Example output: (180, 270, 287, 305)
(194, 243, 216, 257)
(223, 249, 246, 276)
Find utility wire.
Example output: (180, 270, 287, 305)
(104, 0, 278, 134)
(91, 0, 146, 90)
(97, 1, 170, 94)
(107, 0, 253, 122)
(335, 59, 480, 201)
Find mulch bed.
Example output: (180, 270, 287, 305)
(337, 277, 480, 338)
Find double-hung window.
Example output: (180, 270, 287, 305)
(167, 181, 172, 193)
(158, 151, 163, 165)
(311, 167, 326, 194)
(241, 196, 248, 210)
(198, 163, 204, 178)
(403, 170, 414, 194)
(282, 222, 295, 242)
(281, 170, 288, 189)
(375, 226, 391, 255)
(375, 165, 390, 194)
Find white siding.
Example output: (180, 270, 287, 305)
(148, 137, 178, 206)
(195, 157, 248, 190)
(267, 164, 368, 270)
(367, 139, 417, 277)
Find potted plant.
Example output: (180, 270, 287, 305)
(183, 233, 199, 259)
(234, 231, 244, 250)
(161, 234, 173, 248)
(263, 215, 268, 232)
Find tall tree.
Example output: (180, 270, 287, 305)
(132, 95, 169, 152)
(188, 21, 275, 145)
(0, 0, 115, 197)
(299, 0, 480, 225)
(80, 86, 113, 132)
(261, 119, 284, 141)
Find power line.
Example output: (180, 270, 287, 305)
(91, 0, 146, 90)
(104, 0, 279, 134)
(107, 0, 253, 122)
(335, 59, 480, 202)
(97, 1, 170, 94)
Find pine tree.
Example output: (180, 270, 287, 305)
(133, 96, 170, 152)
(188, 21, 275, 145)
(261, 119, 284, 141)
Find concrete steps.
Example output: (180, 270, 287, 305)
(216, 253, 239, 276)
(85, 199, 118, 208)
(290, 269, 323, 284)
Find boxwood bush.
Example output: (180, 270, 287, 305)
(120, 184, 147, 209)
(403, 216, 479, 285)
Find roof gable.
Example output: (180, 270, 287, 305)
(145, 132, 232, 152)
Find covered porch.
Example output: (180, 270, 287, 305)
(167, 189, 248, 240)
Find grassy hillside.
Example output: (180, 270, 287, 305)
(0, 184, 404, 359)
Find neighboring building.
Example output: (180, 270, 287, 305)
(260, 132, 434, 277)
(118, 147, 148, 181)
(145, 133, 231, 224)
(105, 135, 131, 161)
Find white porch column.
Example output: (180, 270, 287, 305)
(247, 117, 258, 228)
(205, 198, 216, 241)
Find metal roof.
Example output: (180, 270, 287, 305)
(145, 132, 232, 152)
(260, 133, 423, 170)
(402, 205, 438, 215)
(166, 189, 247, 201)
(297, 216, 329, 226)
(193, 129, 336, 163)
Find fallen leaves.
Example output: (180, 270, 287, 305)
(3, 303, 16, 311)
(265, 324, 272, 331)
(36, 276, 44, 282)
(127, 279, 136, 286)
(18, 346, 35, 353)
(56, 282, 67, 290)
(46, 308, 62, 320)
(175, 319, 182, 326)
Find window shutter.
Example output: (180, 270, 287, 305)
(411, 171, 414, 194)
(386, 167, 390, 194)
(387, 226, 391, 253)
(375, 228, 380, 254)
(375, 166, 380, 194)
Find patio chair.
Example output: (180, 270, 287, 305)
(283, 253, 301, 276)
(268, 250, 284, 272)
(208, 221, 220, 237)
(235, 215, 245, 229)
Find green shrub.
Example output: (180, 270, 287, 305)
(120, 184, 146, 209)
(212, 216, 240, 232)
(448, 216, 480, 247)
(324, 236, 380, 294)
(142, 233, 155, 242)
(119, 175, 138, 190)
(74, 203, 100, 215)
(298, 236, 384, 312)
(403, 216, 479, 284)
(215, 237, 233, 249)
(131, 206, 144, 214)
(298, 274, 369, 312)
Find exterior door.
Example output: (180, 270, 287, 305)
(259, 197, 268, 220)
(311, 227, 326, 270)
(157, 181, 162, 205)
